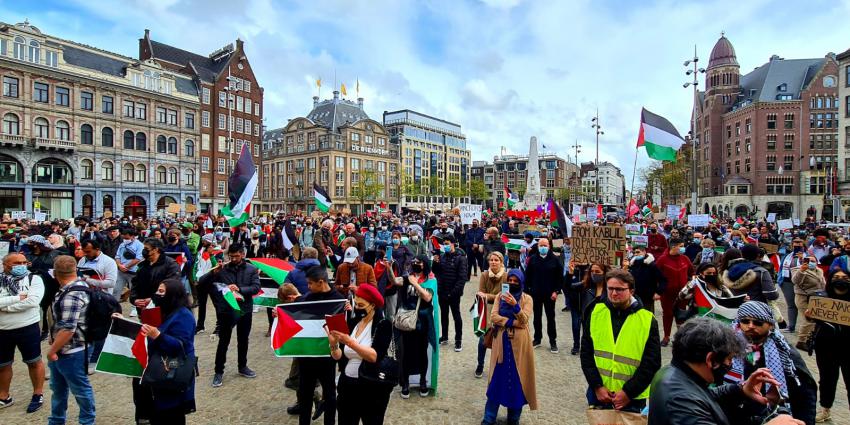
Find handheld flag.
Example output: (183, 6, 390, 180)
(271, 300, 347, 357)
(254, 277, 282, 308)
(627, 199, 640, 218)
(693, 281, 746, 323)
(221, 144, 257, 227)
(216, 282, 242, 312)
(248, 258, 295, 285)
(95, 318, 146, 378)
(637, 108, 685, 162)
(314, 182, 332, 212)
(470, 295, 489, 337)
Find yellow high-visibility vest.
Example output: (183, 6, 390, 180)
(589, 302, 654, 399)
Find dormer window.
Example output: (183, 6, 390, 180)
(28, 40, 40, 64)
(777, 83, 787, 92)
(13, 37, 24, 60)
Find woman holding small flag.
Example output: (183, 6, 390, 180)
(474, 251, 506, 378)
(398, 255, 438, 399)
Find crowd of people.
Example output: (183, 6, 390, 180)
(0, 210, 848, 424)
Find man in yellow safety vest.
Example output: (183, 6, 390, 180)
(580, 269, 661, 412)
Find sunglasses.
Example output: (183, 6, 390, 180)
(738, 318, 765, 326)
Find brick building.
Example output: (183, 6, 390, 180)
(486, 152, 573, 207)
(139, 30, 264, 215)
(694, 34, 839, 220)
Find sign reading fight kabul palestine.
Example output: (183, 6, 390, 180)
(571, 224, 626, 266)
(687, 214, 710, 228)
(458, 204, 482, 225)
(808, 296, 850, 327)
(777, 218, 793, 231)
(666, 205, 681, 221)
(767, 213, 777, 223)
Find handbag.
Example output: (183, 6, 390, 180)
(483, 327, 496, 349)
(359, 324, 399, 387)
(585, 408, 647, 425)
(141, 341, 196, 393)
(393, 295, 421, 331)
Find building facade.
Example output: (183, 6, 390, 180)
(0, 21, 200, 220)
(139, 30, 264, 215)
(694, 34, 839, 220)
(835, 48, 850, 219)
(261, 92, 399, 213)
(580, 161, 625, 205)
(489, 153, 571, 207)
(471, 160, 495, 209)
(383, 109, 471, 209)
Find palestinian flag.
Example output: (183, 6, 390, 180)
(254, 277, 281, 308)
(271, 299, 347, 357)
(504, 185, 518, 209)
(549, 199, 572, 237)
(406, 276, 440, 393)
(164, 252, 187, 272)
(95, 318, 146, 378)
(221, 144, 258, 227)
(430, 235, 442, 251)
(693, 281, 746, 323)
(216, 282, 242, 312)
(501, 234, 524, 250)
(194, 247, 220, 280)
(470, 294, 489, 337)
(334, 232, 346, 247)
(637, 107, 685, 162)
(641, 204, 652, 218)
(314, 182, 332, 212)
(248, 258, 294, 284)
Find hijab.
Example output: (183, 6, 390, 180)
(500, 269, 525, 317)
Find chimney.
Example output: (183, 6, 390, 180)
(235, 38, 244, 52)
(357, 97, 364, 109)
(144, 29, 150, 39)
(333, 90, 340, 103)
(313, 96, 319, 107)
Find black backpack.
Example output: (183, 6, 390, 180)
(56, 284, 122, 342)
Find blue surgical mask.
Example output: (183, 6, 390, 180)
(539, 246, 549, 256)
(693, 238, 701, 244)
(10, 264, 28, 277)
(678, 247, 686, 254)
(392, 239, 400, 245)
(732, 237, 741, 242)
(442, 245, 451, 253)
(633, 255, 645, 262)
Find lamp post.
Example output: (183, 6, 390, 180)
(223, 66, 241, 174)
(683, 46, 705, 214)
(591, 111, 603, 205)
(570, 139, 581, 202)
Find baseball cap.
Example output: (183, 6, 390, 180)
(344, 247, 359, 263)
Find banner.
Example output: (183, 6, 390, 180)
(11, 211, 26, 219)
(631, 235, 648, 247)
(687, 214, 710, 227)
(458, 204, 482, 225)
(586, 207, 598, 222)
(571, 225, 626, 266)
(34, 212, 47, 222)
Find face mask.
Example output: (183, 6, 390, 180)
(649, 228, 656, 234)
(442, 245, 451, 253)
(168, 236, 178, 243)
(381, 226, 387, 231)
(369, 227, 375, 231)
(392, 239, 400, 245)
(678, 247, 686, 254)
(411, 236, 419, 242)
(151, 225, 158, 229)
(711, 361, 732, 384)
(152, 293, 166, 306)
(538, 246, 549, 256)
(142, 248, 151, 259)
(732, 237, 741, 242)
(831, 279, 850, 293)
(632, 255, 645, 262)
(693, 238, 701, 244)
(591, 274, 604, 284)
(703, 275, 718, 285)
(10, 264, 28, 277)
(215, 231, 223, 238)
(411, 264, 423, 273)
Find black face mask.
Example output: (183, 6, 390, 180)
(711, 361, 731, 384)
(831, 279, 850, 294)
(702, 275, 718, 285)
(411, 264, 423, 274)
(142, 248, 151, 259)
(168, 236, 178, 243)
(649, 228, 657, 234)
(152, 293, 166, 306)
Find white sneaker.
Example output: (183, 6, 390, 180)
(129, 307, 138, 318)
(253, 305, 260, 313)
(87, 365, 95, 375)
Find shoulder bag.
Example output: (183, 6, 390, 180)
(393, 294, 421, 331)
(141, 340, 197, 394)
(359, 322, 399, 387)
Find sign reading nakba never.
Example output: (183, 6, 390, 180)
(571, 225, 626, 266)
(808, 296, 850, 327)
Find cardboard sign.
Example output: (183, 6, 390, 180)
(167, 203, 181, 214)
(767, 213, 777, 223)
(653, 212, 667, 221)
(185, 204, 197, 213)
(808, 296, 850, 327)
(667, 205, 681, 221)
(777, 218, 793, 231)
(688, 214, 710, 227)
(631, 235, 648, 247)
(552, 239, 564, 248)
(760, 243, 778, 254)
(34, 212, 47, 222)
(103, 210, 113, 218)
(458, 204, 482, 225)
(571, 225, 626, 266)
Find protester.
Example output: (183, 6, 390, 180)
(77, 239, 118, 370)
(432, 235, 468, 351)
(808, 267, 850, 423)
(475, 251, 506, 378)
(482, 227, 506, 259)
(27, 234, 59, 340)
(335, 247, 377, 297)
(723, 244, 780, 304)
(165, 228, 194, 295)
(655, 238, 694, 346)
(398, 255, 437, 398)
(525, 237, 562, 353)
(679, 263, 732, 309)
(0, 253, 46, 413)
(114, 228, 145, 309)
(779, 238, 806, 333)
(465, 219, 485, 277)
(627, 245, 666, 314)
(790, 253, 824, 350)
(481, 269, 536, 425)
(286, 247, 320, 295)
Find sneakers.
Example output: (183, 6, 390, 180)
(211, 373, 223, 387)
(454, 341, 463, 352)
(283, 378, 298, 390)
(532, 340, 542, 348)
(550, 342, 559, 354)
(26, 394, 43, 414)
(129, 307, 138, 318)
(780, 327, 795, 334)
(795, 341, 810, 351)
(660, 337, 670, 347)
(0, 397, 13, 409)
(570, 345, 579, 356)
(816, 407, 831, 423)
(439, 337, 448, 345)
(400, 387, 410, 399)
(474, 364, 484, 378)
(419, 386, 430, 397)
(311, 400, 325, 421)
(238, 367, 257, 378)
(195, 327, 206, 335)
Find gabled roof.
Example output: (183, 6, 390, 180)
(306, 98, 371, 133)
(734, 57, 825, 107)
(148, 40, 232, 83)
(263, 127, 285, 142)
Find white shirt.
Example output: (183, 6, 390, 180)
(0, 273, 45, 330)
(78, 251, 118, 291)
(343, 321, 373, 378)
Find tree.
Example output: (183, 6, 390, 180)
(514, 181, 527, 198)
(446, 178, 465, 205)
(351, 169, 382, 212)
(469, 179, 491, 204)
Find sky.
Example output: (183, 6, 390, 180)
(5, 0, 850, 191)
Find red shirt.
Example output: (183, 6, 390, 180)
(655, 253, 694, 295)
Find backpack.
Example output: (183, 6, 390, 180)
(56, 284, 122, 342)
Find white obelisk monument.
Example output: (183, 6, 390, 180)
(523, 136, 545, 208)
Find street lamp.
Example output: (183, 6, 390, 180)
(223, 67, 241, 174)
(570, 139, 581, 203)
(591, 112, 603, 205)
(684, 46, 705, 214)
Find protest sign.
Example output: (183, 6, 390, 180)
(167, 203, 181, 214)
(777, 218, 793, 231)
(666, 205, 681, 221)
(793, 218, 801, 226)
(34, 212, 47, 222)
(808, 296, 850, 327)
(624, 224, 642, 236)
(571, 225, 626, 266)
(653, 212, 667, 221)
(586, 207, 598, 222)
(687, 214, 710, 227)
(458, 204, 482, 225)
(631, 235, 648, 247)
(11, 211, 26, 219)
(766, 213, 777, 223)
(760, 243, 778, 254)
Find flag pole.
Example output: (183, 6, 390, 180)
(628, 145, 639, 221)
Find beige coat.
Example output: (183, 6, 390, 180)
(488, 293, 537, 410)
(479, 268, 507, 304)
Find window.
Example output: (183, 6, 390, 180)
(156, 107, 167, 123)
(3, 113, 19, 135)
(735, 122, 740, 136)
(245, 99, 252, 114)
(28, 41, 40, 64)
(201, 157, 209, 172)
(55, 87, 69, 106)
(136, 164, 146, 182)
(202, 111, 210, 128)
(236, 96, 243, 112)
(202, 88, 210, 104)
(185, 169, 195, 186)
(3, 76, 18, 97)
(767, 134, 776, 150)
(123, 163, 134, 182)
(185, 112, 194, 129)
(784, 133, 794, 150)
(55, 120, 70, 140)
(185, 140, 194, 157)
(810, 176, 826, 194)
(101, 127, 114, 147)
(767, 114, 777, 129)
(167, 109, 177, 126)
(13, 37, 24, 60)
(157, 166, 167, 184)
(218, 113, 225, 130)
(135, 132, 146, 151)
(123, 100, 134, 117)
(167, 137, 177, 155)
(135, 103, 146, 120)
(236, 117, 243, 133)
(255, 102, 260, 116)
(254, 123, 260, 136)
(123, 130, 134, 149)
(217, 158, 225, 174)
(81, 124, 93, 145)
(219, 91, 226, 107)
(81, 91, 93, 110)
(33, 159, 72, 184)
(157, 135, 167, 153)
(244, 81, 251, 93)
(81, 159, 93, 179)
(766, 155, 776, 171)
(745, 118, 751, 133)
(34, 82, 49, 102)
(245, 119, 251, 134)
(783, 155, 794, 171)
(351, 158, 360, 170)
(168, 167, 177, 185)
(102, 161, 113, 181)
(218, 181, 226, 197)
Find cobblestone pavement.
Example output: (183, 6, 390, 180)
(5, 278, 849, 424)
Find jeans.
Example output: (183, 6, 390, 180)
(532, 295, 557, 344)
(482, 397, 522, 424)
(439, 295, 462, 343)
(113, 271, 134, 301)
(48, 350, 96, 425)
(214, 310, 252, 374)
(780, 279, 798, 330)
(477, 335, 487, 368)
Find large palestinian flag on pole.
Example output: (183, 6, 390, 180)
(314, 182, 332, 213)
(637, 107, 685, 162)
(221, 144, 257, 227)
(692, 281, 747, 323)
(271, 299, 347, 357)
(95, 318, 147, 378)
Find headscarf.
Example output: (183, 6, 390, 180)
(500, 269, 525, 318)
(728, 301, 798, 399)
(27, 235, 53, 250)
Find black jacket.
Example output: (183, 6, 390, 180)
(199, 260, 261, 312)
(101, 235, 123, 259)
(628, 254, 667, 304)
(525, 252, 563, 297)
(580, 298, 661, 400)
(336, 316, 393, 380)
(648, 360, 746, 425)
(131, 255, 180, 303)
(432, 249, 468, 299)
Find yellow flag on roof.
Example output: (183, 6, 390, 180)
(340, 83, 347, 96)
(316, 78, 321, 88)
